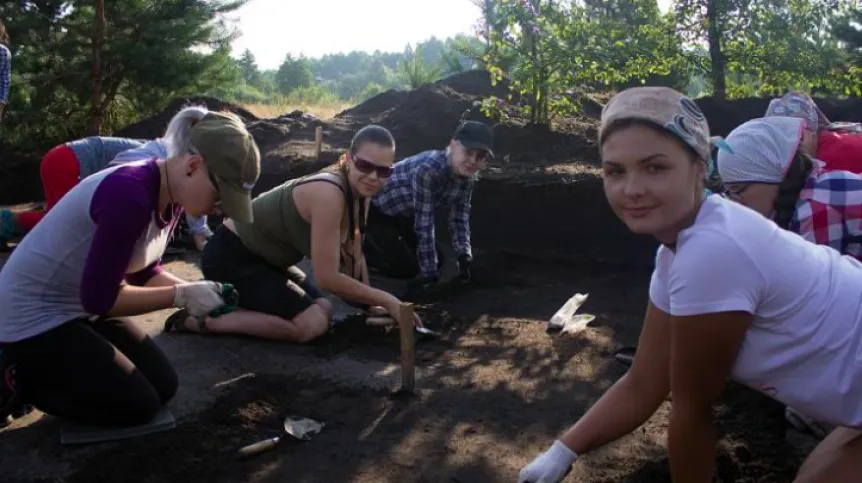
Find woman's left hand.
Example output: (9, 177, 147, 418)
(365, 305, 389, 317)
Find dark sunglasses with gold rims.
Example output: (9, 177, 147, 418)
(352, 156, 393, 178)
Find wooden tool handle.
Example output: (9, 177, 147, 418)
(366, 316, 395, 326)
(398, 303, 416, 392)
(237, 436, 280, 457)
(314, 126, 323, 158)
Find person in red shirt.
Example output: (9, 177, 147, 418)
(765, 91, 862, 174)
(815, 128, 862, 173)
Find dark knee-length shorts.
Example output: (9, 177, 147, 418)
(201, 226, 325, 320)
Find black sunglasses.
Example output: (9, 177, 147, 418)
(353, 156, 393, 178)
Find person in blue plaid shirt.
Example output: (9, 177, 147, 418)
(0, 20, 11, 126)
(364, 121, 494, 288)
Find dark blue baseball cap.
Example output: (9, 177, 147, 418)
(453, 121, 494, 158)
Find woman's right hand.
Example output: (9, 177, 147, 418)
(518, 440, 577, 483)
(383, 297, 424, 329)
(173, 281, 225, 317)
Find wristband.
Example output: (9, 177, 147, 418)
(551, 440, 578, 464)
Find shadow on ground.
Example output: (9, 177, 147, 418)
(0, 251, 808, 483)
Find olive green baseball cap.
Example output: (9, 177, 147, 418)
(190, 111, 261, 223)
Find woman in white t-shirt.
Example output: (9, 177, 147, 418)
(518, 86, 862, 483)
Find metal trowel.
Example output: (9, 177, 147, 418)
(332, 314, 441, 339)
(237, 416, 324, 458)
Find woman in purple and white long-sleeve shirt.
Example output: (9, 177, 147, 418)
(0, 111, 261, 427)
(0, 19, 12, 124)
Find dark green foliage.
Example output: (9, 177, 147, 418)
(1, 0, 247, 150)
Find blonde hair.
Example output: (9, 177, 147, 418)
(163, 105, 210, 157)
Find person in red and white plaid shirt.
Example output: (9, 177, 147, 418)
(717, 115, 862, 263)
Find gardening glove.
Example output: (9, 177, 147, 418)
(518, 440, 577, 483)
(458, 254, 472, 283)
(173, 281, 225, 317)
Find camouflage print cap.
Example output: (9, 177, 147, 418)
(599, 86, 711, 163)
(764, 91, 830, 132)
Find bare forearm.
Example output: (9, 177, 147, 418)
(320, 273, 398, 308)
(668, 406, 716, 483)
(560, 374, 667, 454)
(106, 285, 176, 317)
(145, 270, 186, 287)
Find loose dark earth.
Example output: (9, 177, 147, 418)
(3, 252, 808, 483)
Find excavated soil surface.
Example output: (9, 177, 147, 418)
(0, 71, 836, 482)
(4, 253, 808, 483)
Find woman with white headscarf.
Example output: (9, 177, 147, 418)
(716, 115, 862, 438)
(717, 116, 862, 261)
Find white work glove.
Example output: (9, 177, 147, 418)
(173, 281, 224, 317)
(518, 440, 578, 483)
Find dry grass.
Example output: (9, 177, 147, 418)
(243, 101, 351, 120)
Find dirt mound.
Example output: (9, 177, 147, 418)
(436, 69, 513, 99)
(696, 95, 862, 137)
(695, 97, 775, 138)
(370, 84, 481, 157)
(469, 172, 655, 267)
(332, 75, 596, 165)
(336, 89, 408, 119)
(337, 70, 514, 121)
(246, 111, 327, 153)
(113, 96, 258, 140)
(813, 96, 862, 123)
(492, 117, 599, 165)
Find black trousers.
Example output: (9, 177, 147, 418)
(5, 317, 178, 427)
(364, 204, 443, 279)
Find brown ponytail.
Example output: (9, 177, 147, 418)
(0, 20, 9, 46)
(772, 151, 814, 229)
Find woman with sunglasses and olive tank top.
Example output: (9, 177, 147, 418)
(165, 124, 423, 343)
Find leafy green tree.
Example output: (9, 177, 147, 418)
(736, 0, 857, 96)
(833, 6, 862, 57)
(276, 53, 313, 94)
(0, 0, 248, 149)
(674, 0, 748, 99)
(675, 0, 860, 98)
(484, 0, 685, 124)
(831, 3, 862, 88)
(237, 48, 263, 86)
(440, 35, 486, 74)
(353, 82, 387, 104)
(396, 43, 443, 88)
